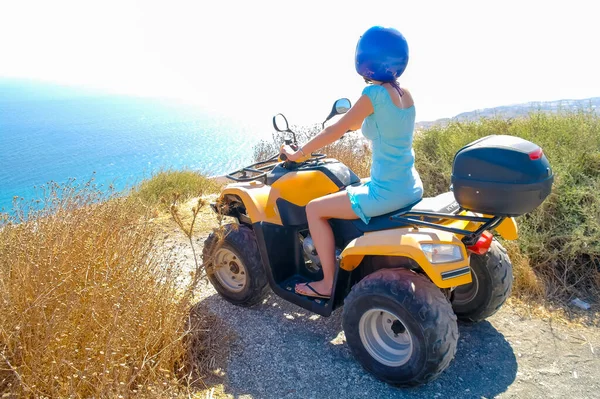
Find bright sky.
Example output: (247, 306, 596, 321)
(1, 0, 599, 123)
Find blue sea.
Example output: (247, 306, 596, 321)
(0, 79, 270, 212)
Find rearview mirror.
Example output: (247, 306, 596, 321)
(273, 113, 290, 132)
(334, 98, 351, 114)
(322, 98, 352, 128)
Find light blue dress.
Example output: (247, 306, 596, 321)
(346, 84, 424, 224)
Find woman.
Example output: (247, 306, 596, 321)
(281, 26, 423, 299)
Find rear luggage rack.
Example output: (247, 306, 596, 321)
(390, 210, 505, 246)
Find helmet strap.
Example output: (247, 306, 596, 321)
(364, 77, 404, 97)
(387, 80, 404, 97)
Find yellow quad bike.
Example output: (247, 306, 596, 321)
(203, 99, 554, 387)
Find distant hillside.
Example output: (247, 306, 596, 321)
(417, 97, 600, 130)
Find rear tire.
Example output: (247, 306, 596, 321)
(202, 224, 269, 306)
(342, 269, 458, 387)
(451, 240, 513, 322)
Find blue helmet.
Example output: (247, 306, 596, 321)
(355, 26, 409, 82)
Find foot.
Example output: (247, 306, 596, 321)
(295, 280, 332, 299)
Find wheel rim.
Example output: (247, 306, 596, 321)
(452, 268, 479, 306)
(358, 308, 413, 367)
(213, 247, 248, 293)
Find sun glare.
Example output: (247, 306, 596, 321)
(1, 0, 599, 121)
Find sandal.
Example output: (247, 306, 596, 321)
(295, 282, 331, 299)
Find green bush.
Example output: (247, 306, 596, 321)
(414, 111, 600, 300)
(131, 169, 222, 208)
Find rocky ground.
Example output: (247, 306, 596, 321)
(161, 225, 600, 399)
(198, 287, 599, 399)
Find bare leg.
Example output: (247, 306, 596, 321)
(295, 191, 358, 297)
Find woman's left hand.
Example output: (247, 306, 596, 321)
(280, 145, 302, 162)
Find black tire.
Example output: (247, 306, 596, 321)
(202, 224, 269, 306)
(451, 240, 513, 322)
(342, 268, 458, 387)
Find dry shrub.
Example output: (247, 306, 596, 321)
(253, 125, 372, 178)
(0, 180, 207, 398)
(165, 193, 229, 281)
(322, 132, 372, 178)
(502, 241, 545, 300)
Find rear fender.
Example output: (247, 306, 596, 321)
(340, 227, 472, 288)
(454, 211, 519, 241)
(495, 217, 519, 240)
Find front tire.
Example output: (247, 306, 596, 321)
(342, 269, 458, 387)
(451, 240, 513, 322)
(202, 224, 269, 306)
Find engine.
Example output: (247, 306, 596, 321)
(302, 235, 321, 267)
(302, 235, 342, 271)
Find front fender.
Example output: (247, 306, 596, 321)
(340, 227, 472, 288)
(218, 182, 283, 225)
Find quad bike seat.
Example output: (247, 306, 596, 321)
(351, 191, 459, 233)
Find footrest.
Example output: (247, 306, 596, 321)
(279, 274, 329, 304)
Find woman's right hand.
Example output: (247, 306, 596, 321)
(280, 145, 302, 162)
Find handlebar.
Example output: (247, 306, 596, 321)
(279, 151, 327, 165)
(280, 143, 298, 162)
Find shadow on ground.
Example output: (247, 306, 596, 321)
(199, 291, 517, 399)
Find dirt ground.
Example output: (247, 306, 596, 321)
(160, 223, 600, 399)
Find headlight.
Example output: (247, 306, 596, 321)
(420, 244, 463, 264)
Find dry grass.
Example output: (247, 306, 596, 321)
(152, 194, 222, 238)
(0, 180, 213, 398)
(253, 125, 372, 178)
(322, 132, 372, 178)
(502, 241, 545, 300)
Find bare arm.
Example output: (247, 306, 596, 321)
(282, 94, 374, 161)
